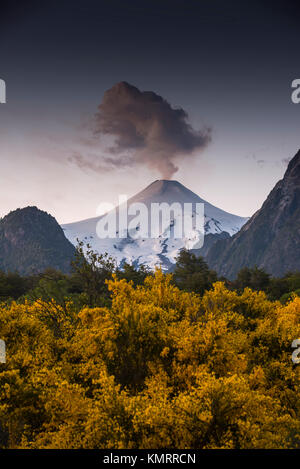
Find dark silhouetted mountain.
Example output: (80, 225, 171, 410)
(206, 150, 300, 279)
(0, 206, 76, 275)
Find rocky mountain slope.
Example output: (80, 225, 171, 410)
(0, 206, 76, 275)
(206, 150, 300, 278)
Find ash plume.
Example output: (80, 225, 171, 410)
(77, 82, 211, 178)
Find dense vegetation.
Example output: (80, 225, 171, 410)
(1, 247, 300, 448)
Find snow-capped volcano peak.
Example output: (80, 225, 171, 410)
(62, 180, 248, 270)
(126, 179, 206, 205)
(124, 179, 247, 236)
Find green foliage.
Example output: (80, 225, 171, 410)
(116, 262, 151, 286)
(0, 272, 28, 301)
(280, 289, 300, 304)
(268, 272, 300, 301)
(70, 240, 116, 307)
(1, 241, 300, 310)
(234, 266, 271, 293)
(173, 249, 217, 295)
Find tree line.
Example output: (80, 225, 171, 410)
(0, 242, 299, 307)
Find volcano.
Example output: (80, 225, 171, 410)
(62, 180, 248, 270)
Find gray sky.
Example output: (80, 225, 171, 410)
(0, 0, 299, 223)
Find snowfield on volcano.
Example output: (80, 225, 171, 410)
(62, 180, 248, 270)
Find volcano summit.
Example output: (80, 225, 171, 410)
(62, 180, 248, 270)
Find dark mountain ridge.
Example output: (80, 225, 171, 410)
(0, 206, 76, 275)
(206, 150, 300, 279)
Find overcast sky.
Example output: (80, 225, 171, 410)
(0, 0, 299, 223)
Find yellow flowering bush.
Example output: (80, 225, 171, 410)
(1, 270, 300, 448)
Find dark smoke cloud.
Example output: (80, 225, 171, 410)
(76, 82, 211, 179)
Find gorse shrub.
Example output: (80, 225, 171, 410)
(0, 270, 300, 448)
